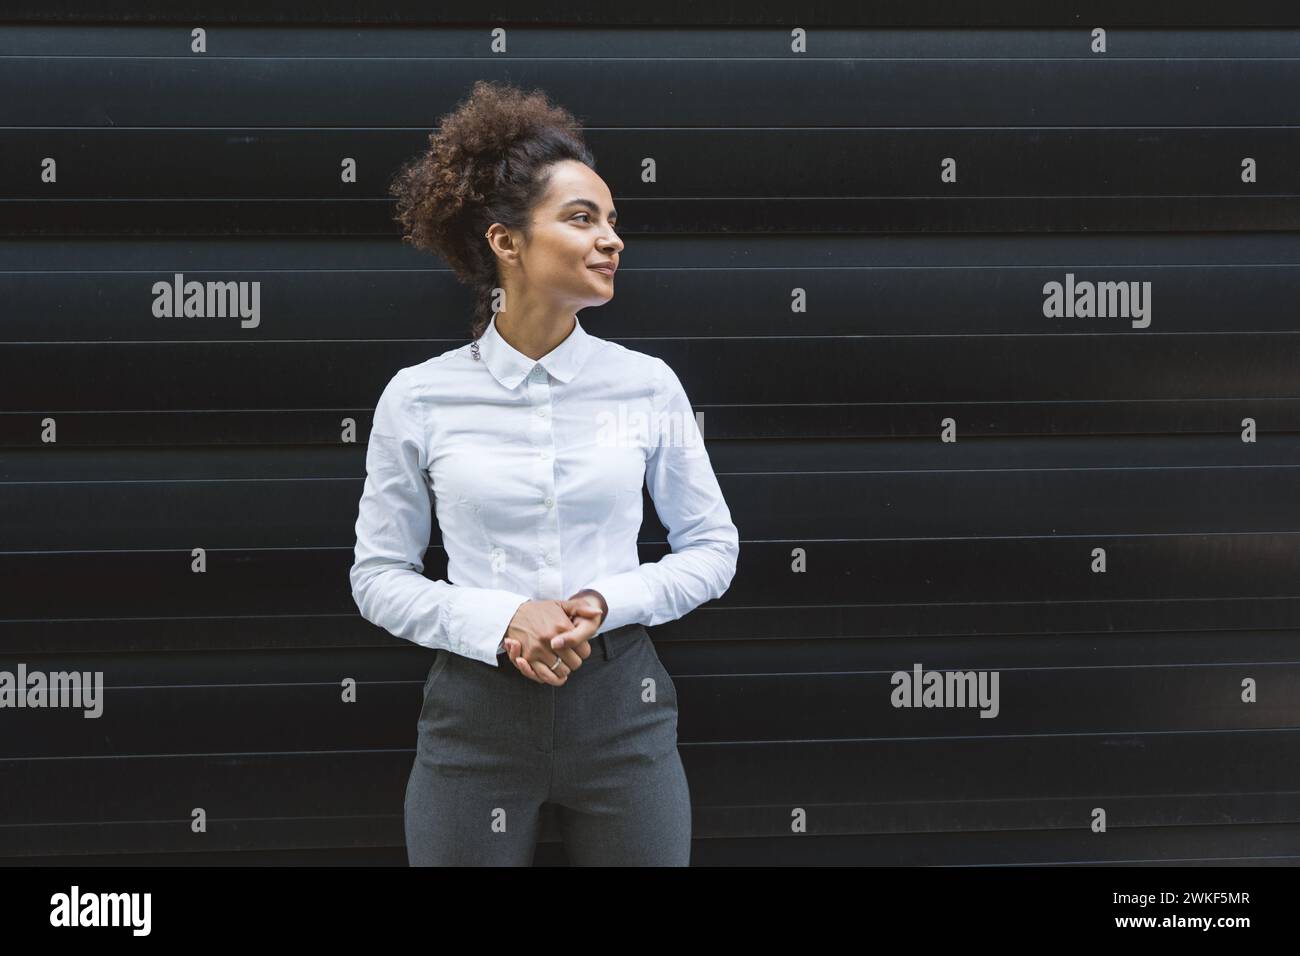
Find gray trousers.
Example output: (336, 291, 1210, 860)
(404, 622, 692, 865)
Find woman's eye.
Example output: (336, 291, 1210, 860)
(572, 213, 618, 228)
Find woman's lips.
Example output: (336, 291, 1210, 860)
(589, 266, 615, 276)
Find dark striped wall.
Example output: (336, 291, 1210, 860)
(4, 5, 1300, 865)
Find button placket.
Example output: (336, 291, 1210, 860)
(527, 366, 562, 598)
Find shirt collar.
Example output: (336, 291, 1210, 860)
(477, 312, 594, 389)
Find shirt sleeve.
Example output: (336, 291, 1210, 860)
(349, 368, 530, 666)
(579, 358, 739, 634)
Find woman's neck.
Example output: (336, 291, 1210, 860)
(493, 309, 576, 360)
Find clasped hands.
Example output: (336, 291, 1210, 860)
(501, 589, 608, 685)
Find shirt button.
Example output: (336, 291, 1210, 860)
(530, 366, 545, 382)
(544, 552, 556, 565)
(536, 407, 547, 418)
(538, 449, 550, 460)
(543, 496, 554, 508)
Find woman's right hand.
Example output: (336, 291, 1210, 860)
(502, 600, 594, 685)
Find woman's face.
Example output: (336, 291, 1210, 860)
(502, 159, 623, 313)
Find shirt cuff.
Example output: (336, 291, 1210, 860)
(450, 588, 530, 666)
(579, 571, 655, 634)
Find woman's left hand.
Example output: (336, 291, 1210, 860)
(501, 592, 606, 672)
(550, 593, 605, 652)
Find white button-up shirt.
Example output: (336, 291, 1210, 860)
(349, 312, 740, 666)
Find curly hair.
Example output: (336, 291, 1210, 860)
(388, 79, 597, 341)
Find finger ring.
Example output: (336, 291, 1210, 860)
(549, 655, 564, 672)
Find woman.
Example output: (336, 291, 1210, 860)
(349, 80, 739, 866)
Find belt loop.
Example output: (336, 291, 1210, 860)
(600, 629, 614, 661)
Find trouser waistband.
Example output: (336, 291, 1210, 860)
(492, 622, 646, 665)
(596, 623, 645, 661)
